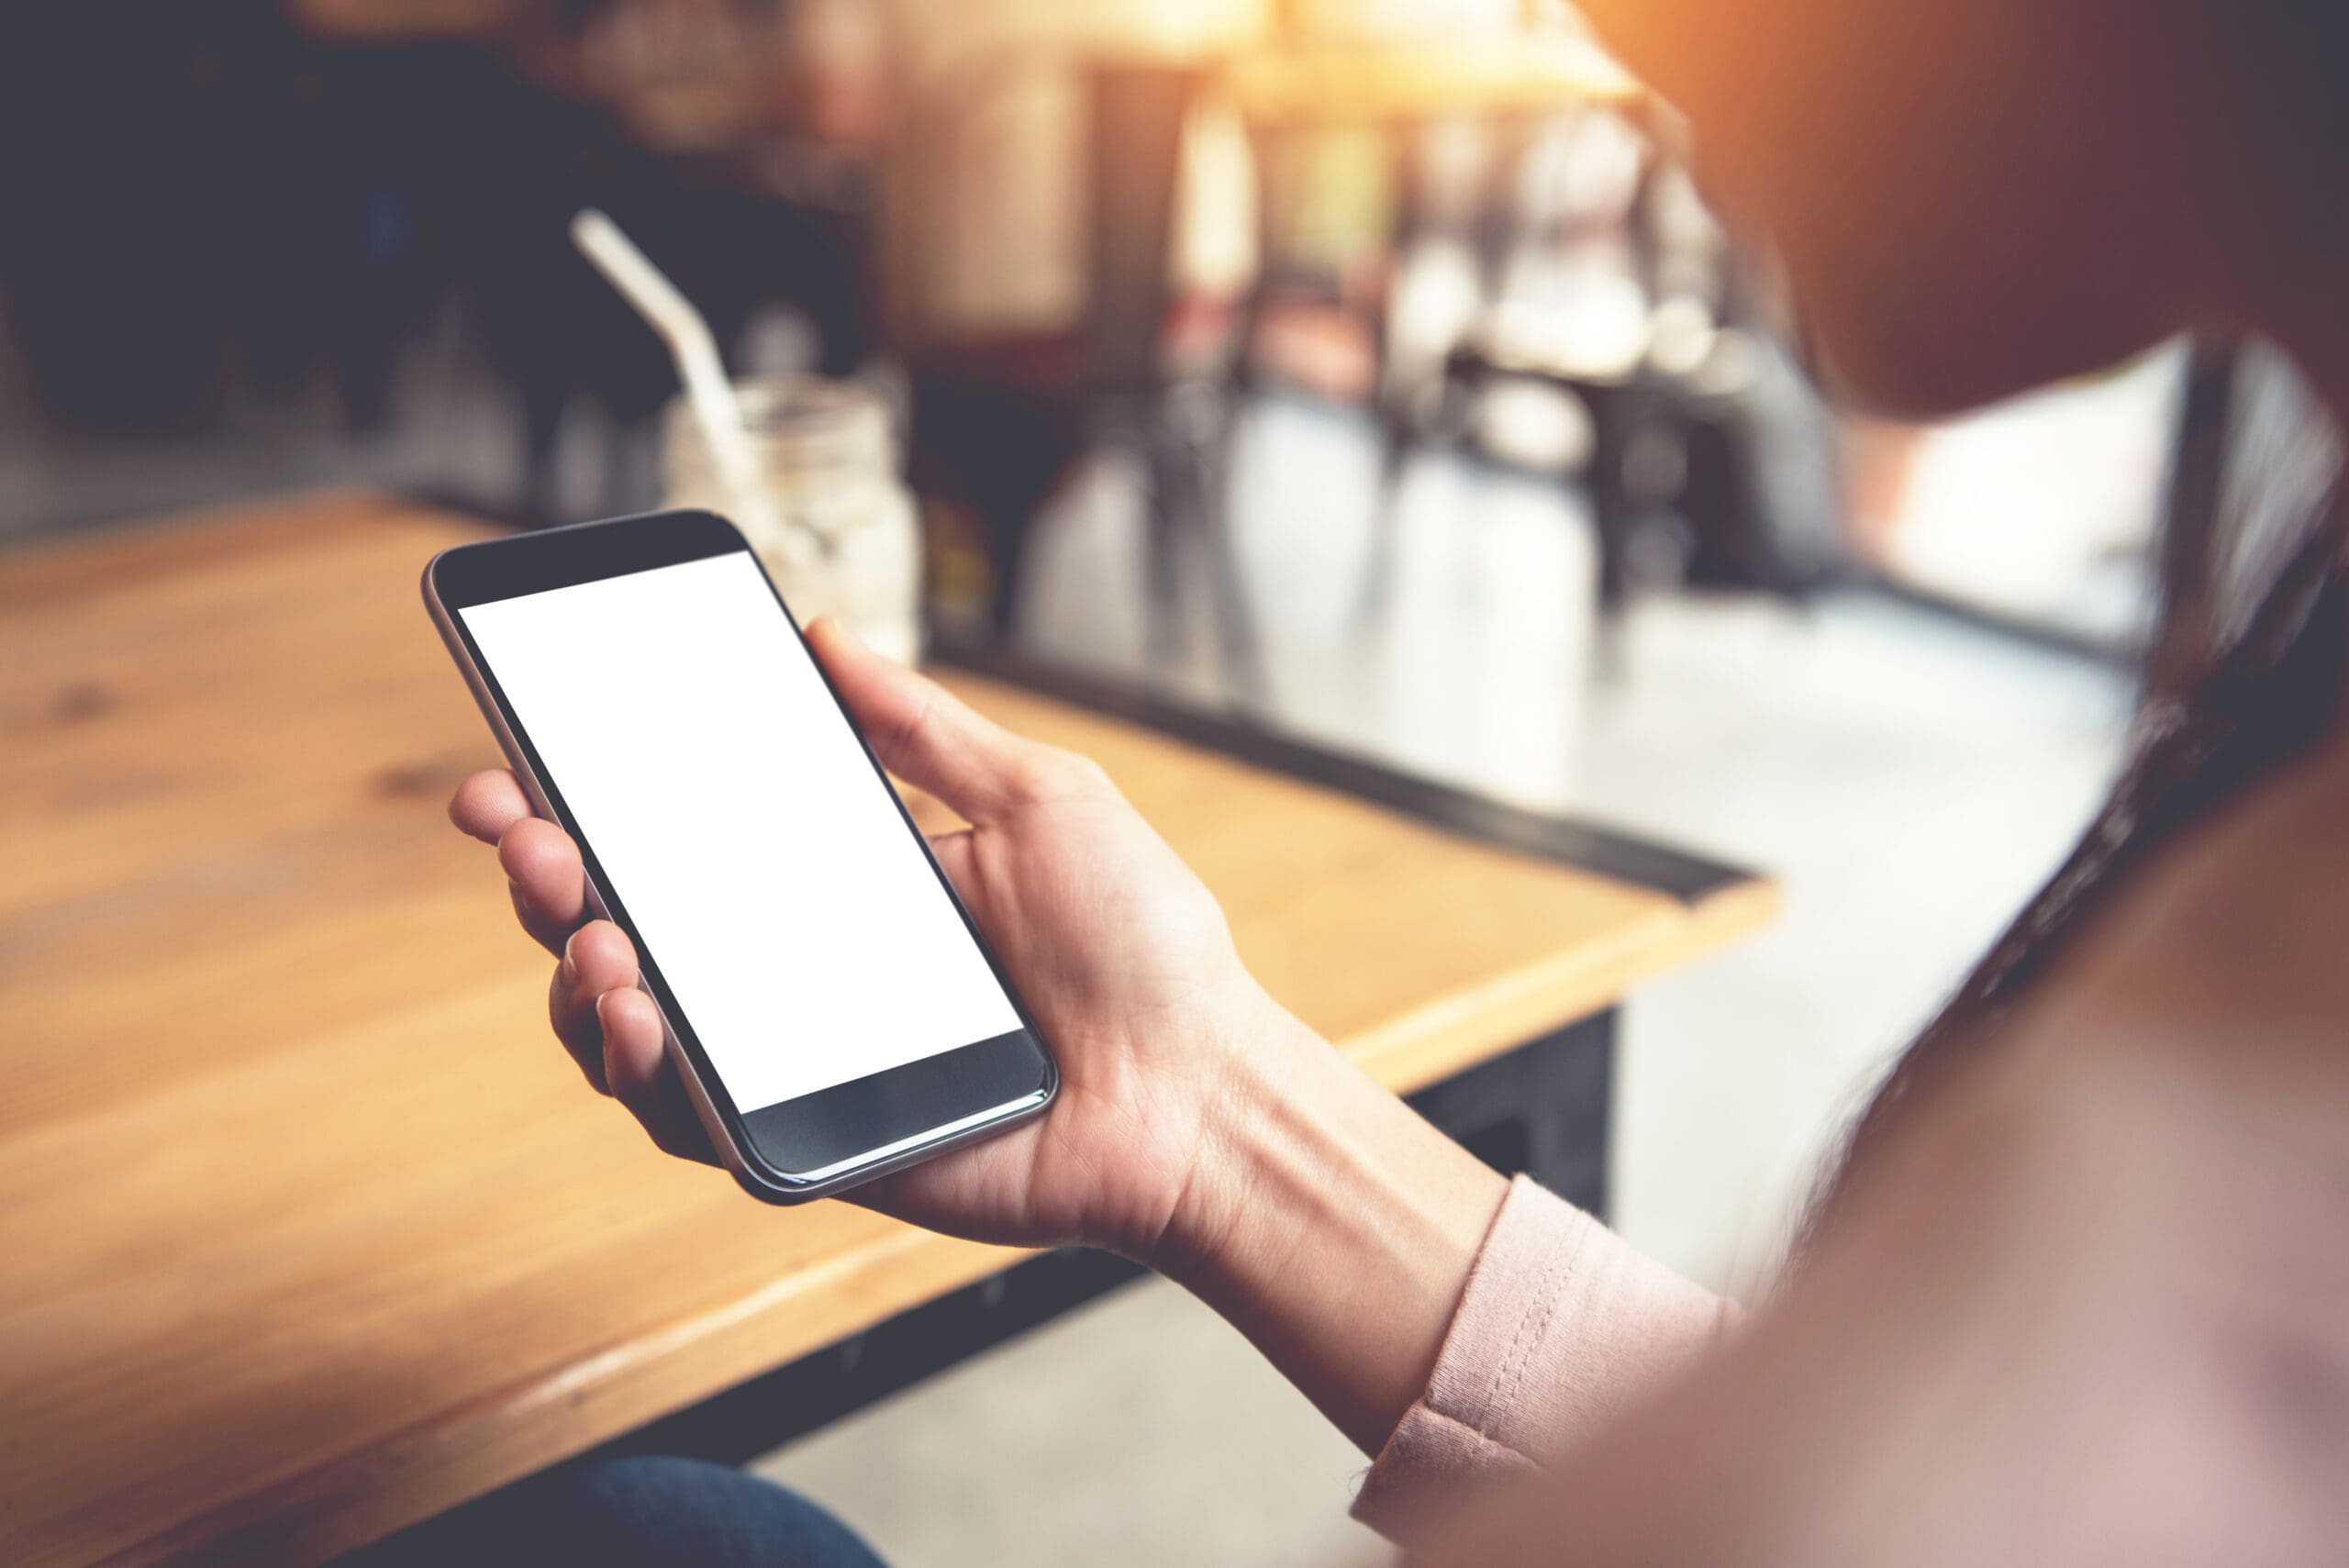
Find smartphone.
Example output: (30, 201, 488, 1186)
(424, 509, 1057, 1203)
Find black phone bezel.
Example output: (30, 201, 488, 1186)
(428, 510, 1057, 1191)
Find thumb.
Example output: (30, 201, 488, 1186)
(807, 617, 1040, 826)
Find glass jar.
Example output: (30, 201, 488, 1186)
(661, 374, 924, 664)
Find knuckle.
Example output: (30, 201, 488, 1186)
(576, 920, 631, 969)
(515, 816, 575, 859)
(1008, 748, 1109, 806)
(890, 683, 944, 758)
(1005, 754, 1063, 806)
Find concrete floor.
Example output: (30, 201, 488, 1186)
(757, 399, 2135, 1562)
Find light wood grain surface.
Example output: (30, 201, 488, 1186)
(0, 494, 1773, 1567)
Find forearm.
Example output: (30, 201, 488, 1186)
(1151, 1005, 1509, 1455)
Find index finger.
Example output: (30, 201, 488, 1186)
(450, 768, 534, 844)
(807, 618, 1045, 826)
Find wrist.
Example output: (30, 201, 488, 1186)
(1147, 990, 1330, 1282)
(1144, 998, 1511, 1453)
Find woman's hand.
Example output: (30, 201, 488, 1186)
(447, 618, 1306, 1261)
(453, 618, 1509, 1453)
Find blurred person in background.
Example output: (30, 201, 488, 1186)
(387, 5, 2349, 1562)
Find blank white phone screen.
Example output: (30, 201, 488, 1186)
(461, 550, 1022, 1114)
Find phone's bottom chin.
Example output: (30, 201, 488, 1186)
(727, 1164, 829, 1206)
(717, 1091, 1052, 1206)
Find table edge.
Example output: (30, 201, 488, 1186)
(30, 492, 1776, 1566)
(930, 632, 1760, 905)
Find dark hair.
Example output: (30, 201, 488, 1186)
(1807, 341, 2346, 1240)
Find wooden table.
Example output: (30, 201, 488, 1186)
(0, 494, 1773, 1567)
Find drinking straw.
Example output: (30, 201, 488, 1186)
(570, 208, 798, 553)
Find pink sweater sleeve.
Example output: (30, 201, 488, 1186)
(1351, 1175, 1740, 1545)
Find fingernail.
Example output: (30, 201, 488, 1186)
(560, 932, 579, 986)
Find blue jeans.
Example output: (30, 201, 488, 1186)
(339, 1456, 889, 1568)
